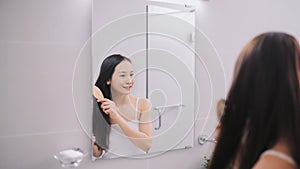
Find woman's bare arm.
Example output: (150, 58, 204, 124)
(101, 98, 153, 152)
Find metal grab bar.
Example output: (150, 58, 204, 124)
(153, 104, 185, 130)
(198, 135, 217, 145)
(154, 103, 185, 110)
(154, 111, 162, 130)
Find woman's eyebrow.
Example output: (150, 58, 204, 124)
(118, 70, 134, 73)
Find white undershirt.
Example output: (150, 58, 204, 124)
(102, 98, 145, 159)
(260, 150, 297, 167)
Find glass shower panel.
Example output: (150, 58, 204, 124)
(147, 4, 196, 153)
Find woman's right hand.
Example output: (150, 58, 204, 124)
(100, 98, 121, 122)
(93, 86, 104, 102)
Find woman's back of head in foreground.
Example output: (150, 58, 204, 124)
(209, 32, 300, 169)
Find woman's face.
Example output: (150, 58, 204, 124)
(109, 60, 134, 95)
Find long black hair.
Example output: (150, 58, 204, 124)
(209, 32, 300, 169)
(95, 54, 131, 124)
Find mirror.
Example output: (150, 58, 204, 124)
(91, 3, 196, 159)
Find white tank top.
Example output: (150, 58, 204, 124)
(102, 98, 146, 159)
(260, 150, 297, 167)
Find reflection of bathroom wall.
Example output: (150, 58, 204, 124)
(148, 50, 194, 153)
(92, 0, 148, 100)
(147, 6, 195, 152)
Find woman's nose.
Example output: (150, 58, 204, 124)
(126, 76, 133, 83)
(126, 77, 133, 85)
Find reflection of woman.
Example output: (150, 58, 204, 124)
(209, 32, 300, 169)
(93, 54, 153, 159)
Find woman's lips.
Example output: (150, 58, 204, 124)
(123, 86, 132, 90)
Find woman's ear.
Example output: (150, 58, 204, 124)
(106, 80, 111, 85)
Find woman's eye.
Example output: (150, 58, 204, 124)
(130, 74, 134, 77)
(120, 74, 125, 77)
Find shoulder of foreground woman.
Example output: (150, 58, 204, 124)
(252, 153, 296, 169)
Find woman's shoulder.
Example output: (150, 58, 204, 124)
(253, 150, 297, 169)
(133, 97, 151, 113)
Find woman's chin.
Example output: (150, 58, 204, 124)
(120, 90, 131, 95)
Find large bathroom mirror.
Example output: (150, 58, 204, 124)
(91, 2, 196, 159)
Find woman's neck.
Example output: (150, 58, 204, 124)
(272, 138, 291, 155)
(111, 93, 131, 106)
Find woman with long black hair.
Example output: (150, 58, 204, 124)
(209, 32, 300, 169)
(93, 54, 152, 159)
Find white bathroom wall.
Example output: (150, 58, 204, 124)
(196, 0, 300, 93)
(1, 0, 300, 169)
(0, 0, 92, 169)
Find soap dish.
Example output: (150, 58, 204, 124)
(54, 148, 87, 168)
